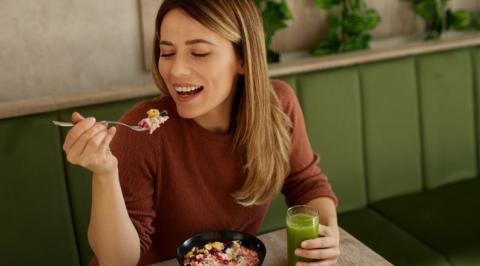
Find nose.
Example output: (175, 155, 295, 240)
(170, 54, 191, 77)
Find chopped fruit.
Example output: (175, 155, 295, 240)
(183, 240, 259, 266)
(137, 109, 169, 134)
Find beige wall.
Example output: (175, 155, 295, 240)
(0, 0, 151, 102)
(1, 0, 479, 103)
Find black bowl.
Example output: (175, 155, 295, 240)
(176, 230, 266, 265)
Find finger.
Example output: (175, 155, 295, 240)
(66, 123, 107, 160)
(301, 237, 337, 249)
(99, 127, 116, 152)
(71, 112, 85, 124)
(82, 127, 109, 156)
(63, 117, 96, 150)
(297, 258, 338, 266)
(318, 224, 334, 237)
(295, 247, 339, 260)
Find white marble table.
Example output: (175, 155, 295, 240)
(152, 227, 392, 266)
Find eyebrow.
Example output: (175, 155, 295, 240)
(159, 39, 216, 46)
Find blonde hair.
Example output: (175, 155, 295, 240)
(152, 0, 292, 206)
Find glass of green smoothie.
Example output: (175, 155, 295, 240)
(286, 205, 319, 266)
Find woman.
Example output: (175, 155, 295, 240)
(62, 0, 339, 265)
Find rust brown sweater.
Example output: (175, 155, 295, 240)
(91, 80, 337, 265)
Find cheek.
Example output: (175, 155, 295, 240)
(157, 61, 175, 94)
(209, 61, 239, 91)
(158, 60, 168, 78)
(202, 56, 238, 81)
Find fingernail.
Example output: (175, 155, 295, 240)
(301, 241, 306, 248)
(294, 249, 301, 256)
(87, 117, 96, 123)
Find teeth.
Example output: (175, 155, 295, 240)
(175, 86, 202, 93)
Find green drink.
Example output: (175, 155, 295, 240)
(286, 205, 319, 266)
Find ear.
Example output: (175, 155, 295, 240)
(237, 60, 245, 75)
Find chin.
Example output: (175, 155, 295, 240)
(176, 107, 201, 119)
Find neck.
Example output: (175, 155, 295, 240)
(194, 109, 231, 134)
(194, 90, 238, 134)
(193, 77, 241, 134)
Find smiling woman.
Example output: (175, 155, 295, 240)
(59, 1, 339, 266)
(152, 0, 292, 207)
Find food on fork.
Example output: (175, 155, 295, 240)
(183, 240, 259, 266)
(137, 109, 169, 134)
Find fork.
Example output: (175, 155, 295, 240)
(52, 120, 148, 132)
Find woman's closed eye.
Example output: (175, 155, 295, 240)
(192, 52, 210, 57)
(159, 52, 210, 58)
(160, 52, 175, 57)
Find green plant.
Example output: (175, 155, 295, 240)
(476, 14, 480, 30)
(404, 0, 476, 40)
(311, 0, 381, 56)
(255, 0, 293, 63)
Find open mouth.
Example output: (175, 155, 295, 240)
(175, 86, 204, 96)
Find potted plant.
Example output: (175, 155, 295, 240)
(310, 0, 381, 56)
(255, 0, 293, 63)
(403, 0, 476, 40)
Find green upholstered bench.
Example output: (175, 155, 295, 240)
(0, 112, 80, 266)
(2, 46, 480, 266)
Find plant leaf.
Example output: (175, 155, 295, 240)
(343, 14, 365, 35)
(447, 9, 472, 30)
(314, 0, 341, 9)
(363, 9, 381, 30)
(278, 0, 293, 20)
(328, 15, 342, 30)
(414, 0, 437, 20)
(311, 37, 341, 56)
(476, 13, 480, 30)
(261, 1, 291, 46)
(267, 48, 280, 63)
(342, 34, 371, 52)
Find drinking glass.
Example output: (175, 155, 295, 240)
(286, 205, 319, 266)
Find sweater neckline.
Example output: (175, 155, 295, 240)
(185, 117, 234, 142)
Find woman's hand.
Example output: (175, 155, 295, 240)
(294, 224, 340, 266)
(63, 112, 118, 176)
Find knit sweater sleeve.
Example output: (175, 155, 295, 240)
(109, 102, 159, 255)
(272, 80, 338, 207)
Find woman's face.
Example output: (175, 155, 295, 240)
(158, 9, 243, 123)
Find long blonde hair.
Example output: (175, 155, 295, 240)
(152, 0, 292, 206)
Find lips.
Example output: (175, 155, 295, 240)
(172, 84, 204, 102)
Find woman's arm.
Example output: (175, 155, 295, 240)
(63, 112, 141, 266)
(88, 171, 141, 266)
(306, 197, 337, 228)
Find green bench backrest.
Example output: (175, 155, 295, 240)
(0, 113, 80, 266)
(298, 68, 367, 211)
(297, 48, 479, 211)
(358, 57, 423, 202)
(417, 49, 477, 189)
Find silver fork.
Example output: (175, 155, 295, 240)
(52, 120, 148, 132)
